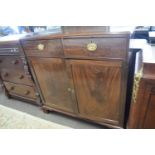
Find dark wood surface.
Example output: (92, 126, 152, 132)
(0, 28, 131, 128)
(0, 40, 40, 104)
(1, 69, 33, 85)
(128, 40, 155, 128)
(62, 26, 110, 34)
(0, 56, 25, 70)
(4, 81, 36, 100)
(22, 32, 129, 128)
(143, 90, 155, 128)
(29, 57, 78, 113)
(68, 60, 123, 126)
(63, 38, 128, 60)
(21, 39, 63, 57)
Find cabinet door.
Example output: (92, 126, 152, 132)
(68, 60, 125, 126)
(29, 57, 77, 113)
(143, 94, 155, 128)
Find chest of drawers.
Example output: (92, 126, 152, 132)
(0, 40, 40, 105)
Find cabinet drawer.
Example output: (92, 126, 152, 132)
(4, 82, 36, 99)
(21, 39, 63, 57)
(0, 42, 20, 55)
(1, 69, 33, 85)
(0, 56, 25, 70)
(63, 38, 128, 59)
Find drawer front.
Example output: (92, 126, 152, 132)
(1, 69, 33, 85)
(0, 56, 25, 70)
(4, 82, 36, 99)
(0, 42, 20, 55)
(21, 39, 63, 57)
(63, 38, 128, 59)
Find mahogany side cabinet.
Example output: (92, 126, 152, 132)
(21, 32, 130, 128)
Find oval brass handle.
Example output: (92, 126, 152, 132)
(37, 44, 45, 50)
(87, 42, 97, 51)
(25, 90, 30, 95)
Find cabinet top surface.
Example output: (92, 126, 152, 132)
(0, 30, 130, 43)
(130, 39, 155, 64)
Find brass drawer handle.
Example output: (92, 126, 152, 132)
(87, 42, 97, 51)
(37, 44, 45, 50)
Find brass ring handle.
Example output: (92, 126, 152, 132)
(87, 42, 97, 51)
(37, 44, 45, 50)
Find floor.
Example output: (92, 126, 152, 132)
(0, 92, 105, 129)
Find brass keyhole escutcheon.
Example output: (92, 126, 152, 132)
(37, 44, 44, 51)
(87, 42, 97, 51)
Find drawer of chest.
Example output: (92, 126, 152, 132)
(0, 56, 25, 70)
(0, 42, 20, 55)
(63, 38, 128, 59)
(21, 39, 63, 57)
(1, 69, 33, 85)
(4, 82, 36, 99)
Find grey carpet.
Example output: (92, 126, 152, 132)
(0, 92, 103, 129)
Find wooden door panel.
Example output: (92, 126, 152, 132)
(69, 60, 122, 125)
(30, 57, 77, 113)
(143, 94, 155, 128)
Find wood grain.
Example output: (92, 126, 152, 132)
(30, 57, 78, 113)
(63, 38, 128, 59)
(143, 94, 155, 128)
(0, 56, 27, 70)
(68, 59, 123, 125)
(4, 81, 36, 99)
(21, 39, 63, 57)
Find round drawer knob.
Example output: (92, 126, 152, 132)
(35, 92, 40, 96)
(4, 72, 8, 77)
(25, 90, 30, 95)
(10, 86, 15, 90)
(19, 75, 24, 79)
(0, 60, 2, 63)
(12, 60, 19, 64)
(87, 42, 97, 51)
(37, 44, 44, 50)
